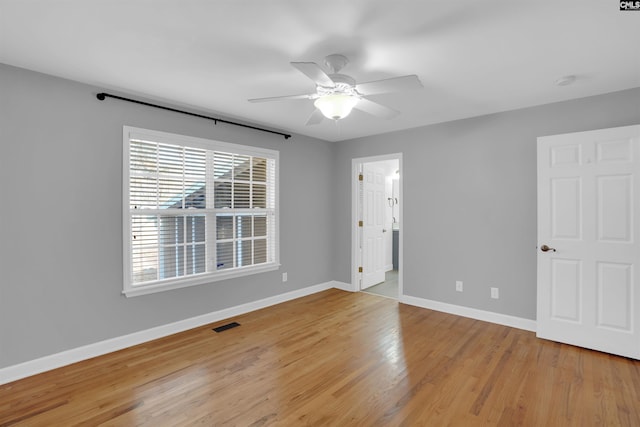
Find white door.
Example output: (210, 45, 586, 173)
(537, 124, 640, 359)
(362, 163, 386, 289)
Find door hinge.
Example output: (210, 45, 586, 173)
(358, 266, 363, 273)
(358, 173, 363, 181)
(358, 220, 363, 227)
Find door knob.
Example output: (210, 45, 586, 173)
(540, 244, 556, 252)
(382, 229, 387, 233)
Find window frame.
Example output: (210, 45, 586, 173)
(122, 126, 280, 297)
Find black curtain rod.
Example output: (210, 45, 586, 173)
(96, 92, 291, 140)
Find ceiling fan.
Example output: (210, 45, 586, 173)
(248, 54, 423, 125)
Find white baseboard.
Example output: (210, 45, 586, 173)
(399, 295, 536, 332)
(0, 281, 335, 386)
(331, 280, 355, 292)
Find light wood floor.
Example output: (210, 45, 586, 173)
(2, 289, 639, 426)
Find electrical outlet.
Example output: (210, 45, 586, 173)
(491, 287, 499, 299)
(282, 272, 288, 282)
(456, 281, 463, 292)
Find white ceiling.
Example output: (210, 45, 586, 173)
(1, 0, 638, 142)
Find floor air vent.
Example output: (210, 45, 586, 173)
(213, 322, 241, 333)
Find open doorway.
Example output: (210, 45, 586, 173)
(351, 154, 402, 299)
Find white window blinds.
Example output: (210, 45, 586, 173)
(123, 127, 279, 296)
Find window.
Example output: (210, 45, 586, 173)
(123, 126, 279, 296)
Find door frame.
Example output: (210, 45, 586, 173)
(351, 153, 403, 296)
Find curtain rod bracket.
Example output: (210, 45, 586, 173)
(95, 92, 291, 140)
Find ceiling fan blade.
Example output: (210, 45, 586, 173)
(305, 109, 325, 126)
(354, 98, 399, 120)
(291, 62, 335, 88)
(248, 93, 313, 103)
(356, 75, 423, 96)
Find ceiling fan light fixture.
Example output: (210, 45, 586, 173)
(314, 94, 359, 120)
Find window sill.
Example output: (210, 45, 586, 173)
(123, 263, 281, 297)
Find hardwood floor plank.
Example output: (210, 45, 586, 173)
(1, 289, 639, 426)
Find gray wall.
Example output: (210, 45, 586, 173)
(0, 64, 334, 368)
(2, 61, 638, 369)
(333, 88, 640, 320)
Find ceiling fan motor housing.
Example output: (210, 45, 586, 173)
(318, 73, 359, 97)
